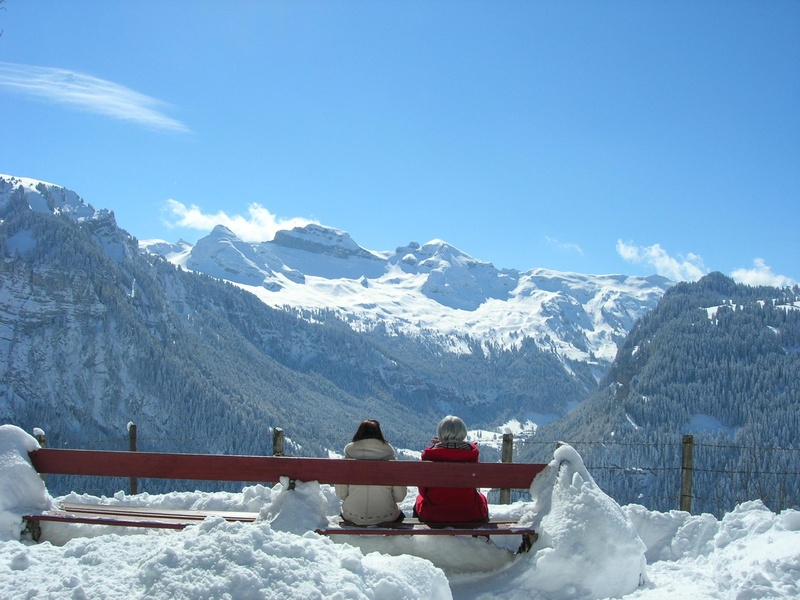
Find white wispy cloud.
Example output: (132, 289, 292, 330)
(545, 236, 584, 255)
(0, 62, 190, 133)
(731, 258, 796, 287)
(616, 240, 707, 282)
(164, 199, 317, 242)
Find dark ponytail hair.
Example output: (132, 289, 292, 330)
(352, 420, 387, 443)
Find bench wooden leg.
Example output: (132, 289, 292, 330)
(517, 532, 537, 554)
(22, 519, 41, 542)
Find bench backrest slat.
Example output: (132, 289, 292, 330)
(29, 449, 545, 489)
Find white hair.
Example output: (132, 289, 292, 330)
(437, 415, 468, 442)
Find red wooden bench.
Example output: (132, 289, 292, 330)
(24, 448, 545, 550)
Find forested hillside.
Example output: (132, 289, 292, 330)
(0, 184, 593, 494)
(521, 273, 800, 516)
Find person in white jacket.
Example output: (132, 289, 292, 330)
(335, 420, 407, 525)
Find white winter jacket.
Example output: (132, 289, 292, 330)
(335, 438, 407, 525)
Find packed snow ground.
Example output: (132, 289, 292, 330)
(1, 425, 799, 599)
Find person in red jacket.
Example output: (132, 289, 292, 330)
(413, 415, 489, 523)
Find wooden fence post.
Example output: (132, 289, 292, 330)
(273, 427, 285, 457)
(499, 433, 514, 504)
(128, 422, 138, 496)
(680, 434, 694, 513)
(34, 428, 47, 448)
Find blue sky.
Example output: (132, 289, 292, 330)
(1, 1, 798, 285)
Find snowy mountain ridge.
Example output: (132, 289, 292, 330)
(0, 175, 136, 265)
(1, 174, 672, 371)
(144, 223, 672, 368)
(0, 175, 98, 223)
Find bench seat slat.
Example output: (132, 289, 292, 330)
(29, 512, 190, 529)
(27, 511, 536, 538)
(57, 502, 259, 522)
(316, 520, 536, 536)
(24, 502, 259, 530)
(385, 517, 520, 526)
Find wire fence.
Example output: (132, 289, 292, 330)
(30, 427, 800, 518)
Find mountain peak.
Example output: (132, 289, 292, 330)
(272, 224, 381, 261)
(392, 239, 490, 270)
(0, 174, 97, 223)
(208, 224, 239, 240)
(187, 225, 274, 286)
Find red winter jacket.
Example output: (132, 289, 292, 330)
(413, 442, 489, 523)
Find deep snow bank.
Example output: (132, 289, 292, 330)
(0, 437, 452, 600)
(0, 425, 54, 541)
(624, 500, 800, 599)
(5, 517, 453, 599)
(449, 443, 648, 600)
(524, 444, 648, 598)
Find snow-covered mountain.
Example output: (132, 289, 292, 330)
(2, 174, 671, 375)
(142, 223, 672, 372)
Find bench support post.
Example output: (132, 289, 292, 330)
(128, 422, 138, 496)
(499, 433, 514, 504)
(680, 434, 694, 513)
(273, 428, 284, 456)
(22, 519, 41, 543)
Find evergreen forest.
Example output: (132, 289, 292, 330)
(520, 272, 800, 516)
